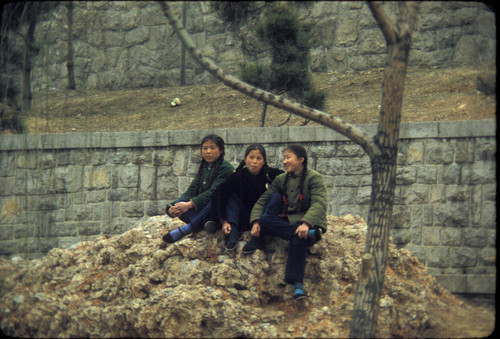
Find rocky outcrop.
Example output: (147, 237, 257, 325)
(0, 214, 489, 337)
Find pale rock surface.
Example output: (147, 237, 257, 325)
(0, 214, 489, 337)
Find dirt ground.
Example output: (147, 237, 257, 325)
(4, 65, 498, 337)
(17, 64, 496, 134)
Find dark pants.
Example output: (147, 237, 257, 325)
(258, 192, 310, 284)
(224, 194, 241, 225)
(173, 199, 212, 232)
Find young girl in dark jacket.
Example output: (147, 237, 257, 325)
(209, 144, 283, 250)
(163, 134, 233, 243)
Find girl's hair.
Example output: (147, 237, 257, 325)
(193, 134, 225, 195)
(235, 143, 271, 180)
(282, 143, 308, 212)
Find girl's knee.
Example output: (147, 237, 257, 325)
(259, 213, 274, 225)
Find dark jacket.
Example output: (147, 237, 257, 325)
(212, 167, 283, 231)
(250, 169, 328, 233)
(171, 160, 234, 211)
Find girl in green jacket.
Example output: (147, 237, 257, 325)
(163, 134, 234, 243)
(243, 144, 328, 299)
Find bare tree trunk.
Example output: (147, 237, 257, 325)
(66, 1, 76, 90)
(22, 15, 36, 112)
(180, 1, 187, 86)
(260, 102, 267, 127)
(350, 2, 419, 338)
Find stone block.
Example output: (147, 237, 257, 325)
(73, 204, 93, 222)
(121, 202, 145, 218)
(402, 184, 429, 205)
(466, 274, 496, 294)
(455, 139, 473, 163)
(392, 206, 411, 229)
(445, 185, 469, 202)
(108, 188, 130, 202)
(139, 166, 156, 199)
(450, 247, 477, 268)
(400, 122, 438, 139)
(146, 200, 167, 217)
(78, 222, 101, 236)
(434, 274, 466, 293)
(475, 139, 496, 162)
(478, 247, 496, 266)
(422, 227, 441, 246)
(153, 149, 175, 166)
(53, 223, 78, 237)
(462, 162, 496, 185)
(440, 227, 462, 246)
(119, 165, 139, 188)
(84, 166, 111, 190)
(426, 141, 454, 165)
(0, 240, 17, 256)
(395, 166, 417, 185)
(416, 166, 437, 184)
(354, 186, 371, 205)
(433, 202, 469, 227)
(463, 228, 487, 247)
(54, 166, 83, 193)
(346, 157, 371, 175)
(481, 201, 496, 228)
(316, 158, 342, 176)
(426, 246, 449, 268)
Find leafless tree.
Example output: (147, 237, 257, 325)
(66, 1, 76, 90)
(159, 1, 419, 337)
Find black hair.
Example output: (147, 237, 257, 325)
(282, 143, 308, 212)
(193, 134, 225, 195)
(235, 143, 271, 180)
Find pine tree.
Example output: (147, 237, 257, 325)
(239, 4, 325, 126)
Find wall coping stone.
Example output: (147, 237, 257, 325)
(0, 119, 496, 151)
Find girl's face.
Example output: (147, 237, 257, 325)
(245, 149, 265, 175)
(283, 150, 304, 175)
(202, 140, 222, 164)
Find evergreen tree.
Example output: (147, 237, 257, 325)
(239, 4, 325, 126)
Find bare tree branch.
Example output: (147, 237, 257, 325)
(368, 2, 396, 44)
(158, 1, 381, 158)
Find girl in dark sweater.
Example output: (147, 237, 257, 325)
(209, 144, 283, 250)
(163, 134, 234, 243)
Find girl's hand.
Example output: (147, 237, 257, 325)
(222, 220, 231, 235)
(251, 222, 261, 237)
(175, 201, 193, 214)
(295, 223, 310, 239)
(168, 205, 181, 217)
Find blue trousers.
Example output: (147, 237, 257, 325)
(225, 195, 239, 223)
(258, 192, 311, 284)
(175, 195, 242, 233)
(173, 199, 212, 232)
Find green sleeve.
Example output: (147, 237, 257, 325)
(175, 176, 198, 204)
(301, 172, 328, 232)
(191, 160, 234, 210)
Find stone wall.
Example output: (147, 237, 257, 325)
(0, 120, 496, 294)
(4, 1, 496, 92)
